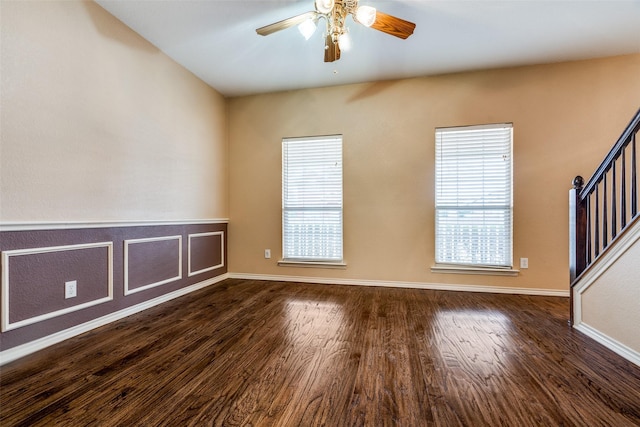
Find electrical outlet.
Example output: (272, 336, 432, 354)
(65, 280, 77, 299)
(520, 258, 529, 269)
(265, 249, 271, 259)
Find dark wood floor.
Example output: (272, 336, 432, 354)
(1, 279, 639, 426)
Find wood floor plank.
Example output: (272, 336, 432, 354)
(1, 279, 639, 426)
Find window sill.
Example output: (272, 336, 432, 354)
(278, 260, 347, 269)
(431, 264, 519, 277)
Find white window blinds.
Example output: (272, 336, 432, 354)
(435, 124, 513, 267)
(282, 135, 343, 262)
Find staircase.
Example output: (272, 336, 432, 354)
(569, 107, 640, 366)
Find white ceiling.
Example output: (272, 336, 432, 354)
(95, 0, 640, 98)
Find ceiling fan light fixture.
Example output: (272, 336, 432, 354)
(355, 5, 376, 27)
(298, 18, 317, 40)
(338, 31, 352, 51)
(315, 0, 335, 14)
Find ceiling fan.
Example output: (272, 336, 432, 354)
(256, 0, 416, 62)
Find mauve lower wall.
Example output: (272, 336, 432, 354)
(1, 1, 229, 361)
(0, 222, 227, 352)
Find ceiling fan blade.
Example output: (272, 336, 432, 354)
(256, 11, 318, 36)
(370, 11, 416, 39)
(324, 35, 341, 62)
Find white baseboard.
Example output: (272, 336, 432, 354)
(574, 322, 640, 367)
(1, 272, 569, 366)
(0, 273, 229, 366)
(227, 272, 569, 297)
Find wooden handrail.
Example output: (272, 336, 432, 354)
(580, 108, 640, 197)
(570, 108, 640, 299)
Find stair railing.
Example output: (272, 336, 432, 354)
(570, 108, 640, 291)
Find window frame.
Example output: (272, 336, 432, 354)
(280, 135, 345, 268)
(433, 123, 515, 273)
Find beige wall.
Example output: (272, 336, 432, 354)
(580, 223, 640, 354)
(228, 54, 640, 292)
(2, 1, 638, 293)
(0, 1, 228, 222)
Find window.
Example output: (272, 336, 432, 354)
(435, 124, 513, 268)
(282, 135, 343, 264)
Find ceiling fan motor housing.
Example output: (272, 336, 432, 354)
(328, 3, 347, 44)
(342, 0, 360, 14)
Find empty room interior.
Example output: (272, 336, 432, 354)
(1, 0, 640, 425)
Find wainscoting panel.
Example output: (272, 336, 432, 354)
(188, 231, 224, 277)
(1, 242, 113, 332)
(124, 236, 182, 295)
(0, 221, 227, 360)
